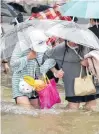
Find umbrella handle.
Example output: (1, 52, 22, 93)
(72, 16, 74, 22)
(15, 18, 20, 26)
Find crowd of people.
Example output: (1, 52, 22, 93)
(1, 18, 99, 110)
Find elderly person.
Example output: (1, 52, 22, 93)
(43, 40, 98, 110)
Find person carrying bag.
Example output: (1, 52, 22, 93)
(73, 48, 96, 96)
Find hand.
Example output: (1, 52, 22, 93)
(27, 50, 36, 60)
(81, 59, 89, 67)
(54, 69, 64, 78)
(3, 63, 10, 74)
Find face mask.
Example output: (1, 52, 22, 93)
(69, 45, 79, 50)
(67, 42, 79, 50)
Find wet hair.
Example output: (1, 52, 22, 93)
(65, 40, 84, 55)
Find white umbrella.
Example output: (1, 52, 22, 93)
(1, 19, 56, 56)
(25, 19, 62, 31)
(1, 19, 62, 58)
(1, 23, 50, 59)
(46, 21, 99, 49)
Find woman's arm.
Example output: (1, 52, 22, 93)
(40, 58, 56, 74)
(51, 67, 64, 78)
(10, 50, 36, 72)
(43, 48, 55, 62)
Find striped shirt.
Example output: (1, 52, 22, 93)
(10, 46, 56, 99)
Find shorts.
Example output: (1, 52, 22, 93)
(15, 91, 39, 104)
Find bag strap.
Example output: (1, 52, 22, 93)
(80, 66, 90, 78)
(73, 49, 83, 60)
(35, 58, 40, 67)
(60, 47, 67, 68)
(79, 66, 82, 78)
(33, 61, 36, 79)
(42, 74, 50, 84)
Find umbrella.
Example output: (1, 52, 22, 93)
(1, 20, 52, 59)
(46, 21, 99, 49)
(8, 2, 27, 13)
(1, 19, 62, 55)
(24, 19, 62, 31)
(59, 0, 99, 19)
(1, 1, 17, 17)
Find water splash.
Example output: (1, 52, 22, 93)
(1, 100, 99, 116)
(1, 101, 38, 116)
(1, 101, 80, 116)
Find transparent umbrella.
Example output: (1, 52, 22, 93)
(46, 21, 99, 49)
(1, 19, 63, 59)
(1, 22, 50, 59)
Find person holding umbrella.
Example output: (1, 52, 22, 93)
(43, 40, 98, 110)
(10, 42, 56, 109)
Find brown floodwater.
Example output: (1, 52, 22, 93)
(1, 73, 99, 134)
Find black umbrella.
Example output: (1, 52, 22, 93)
(1, 1, 17, 17)
(8, 2, 27, 13)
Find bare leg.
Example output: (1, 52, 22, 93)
(30, 98, 40, 109)
(83, 100, 96, 111)
(16, 96, 32, 108)
(66, 102, 80, 110)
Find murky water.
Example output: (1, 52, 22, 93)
(1, 72, 99, 134)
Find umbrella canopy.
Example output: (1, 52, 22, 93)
(8, 2, 27, 13)
(25, 19, 63, 31)
(1, 1, 17, 17)
(1, 19, 65, 59)
(4, 0, 67, 5)
(1, 20, 52, 59)
(59, 0, 99, 19)
(46, 21, 99, 49)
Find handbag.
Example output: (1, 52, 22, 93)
(74, 66, 96, 96)
(35, 59, 61, 109)
(37, 75, 61, 109)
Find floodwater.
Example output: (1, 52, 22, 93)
(1, 72, 99, 134)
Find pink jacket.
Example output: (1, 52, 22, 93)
(84, 50, 99, 81)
